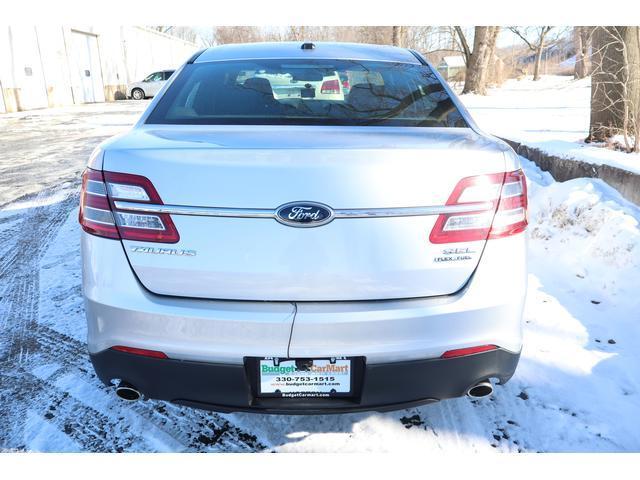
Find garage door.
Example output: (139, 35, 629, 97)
(70, 31, 105, 104)
(9, 27, 49, 110)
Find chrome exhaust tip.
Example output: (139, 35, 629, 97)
(115, 381, 141, 401)
(467, 381, 494, 398)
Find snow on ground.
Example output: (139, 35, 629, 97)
(1, 102, 639, 452)
(461, 75, 640, 174)
(0, 101, 148, 208)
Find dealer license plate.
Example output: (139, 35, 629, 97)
(258, 358, 352, 397)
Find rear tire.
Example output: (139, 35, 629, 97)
(131, 88, 145, 100)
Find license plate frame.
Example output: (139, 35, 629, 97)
(255, 357, 356, 399)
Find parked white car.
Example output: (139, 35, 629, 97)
(126, 70, 175, 100)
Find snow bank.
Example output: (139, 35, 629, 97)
(525, 161, 640, 301)
(461, 75, 640, 175)
(513, 158, 640, 451)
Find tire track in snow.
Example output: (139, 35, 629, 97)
(0, 186, 158, 451)
(129, 402, 268, 452)
(4, 303, 263, 452)
(41, 331, 268, 451)
(0, 189, 78, 362)
(0, 187, 128, 451)
(0, 368, 140, 452)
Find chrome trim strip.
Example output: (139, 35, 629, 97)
(333, 203, 493, 218)
(114, 201, 274, 218)
(114, 201, 494, 219)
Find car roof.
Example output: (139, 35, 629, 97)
(193, 42, 422, 65)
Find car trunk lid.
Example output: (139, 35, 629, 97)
(102, 125, 507, 301)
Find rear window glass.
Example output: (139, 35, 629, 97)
(146, 59, 467, 127)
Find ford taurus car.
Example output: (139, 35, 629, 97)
(80, 42, 527, 414)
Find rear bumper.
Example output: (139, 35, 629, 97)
(91, 348, 520, 414)
(82, 232, 526, 364)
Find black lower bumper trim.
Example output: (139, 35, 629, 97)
(90, 348, 520, 414)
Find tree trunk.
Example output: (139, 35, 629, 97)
(392, 26, 402, 47)
(532, 44, 544, 80)
(485, 27, 500, 85)
(631, 27, 640, 151)
(454, 26, 472, 64)
(628, 27, 640, 149)
(532, 27, 553, 81)
(588, 27, 624, 141)
(574, 27, 592, 79)
(462, 26, 499, 95)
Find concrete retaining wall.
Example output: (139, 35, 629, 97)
(504, 139, 640, 206)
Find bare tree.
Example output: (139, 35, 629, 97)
(149, 26, 198, 44)
(587, 26, 640, 152)
(574, 27, 594, 79)
(354, 26, 394, 45)
(287, 26, 307, 41)
(392, 26, 403, 47)
(456, 26, 500, 95)
(212, 26, 263, 45)
(198, 28, 216, 47)
(454, 26, 472, 64)
(195, 26, 484, 61)
(509, 26, 557, 81)
(402, 26, 436, 53)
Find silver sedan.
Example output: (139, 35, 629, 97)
(80, 42, 527, 414)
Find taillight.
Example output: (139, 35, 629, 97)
(320, 79, 341, 94)
(429, 169, 528, 244)
(79, 169, 120, 239)
(488, 170, 528, 239)
(79, 168, 180, 243)
(104, 171, 180, 243)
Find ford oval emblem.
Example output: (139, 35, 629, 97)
(275, 202, 334, 228)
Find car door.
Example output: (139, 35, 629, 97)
(156, 71, 174, 95)
(146, 72, 164, 96)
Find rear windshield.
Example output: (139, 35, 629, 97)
(146, 59, 467, 127)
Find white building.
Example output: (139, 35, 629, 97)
(0, 26, 198, 113)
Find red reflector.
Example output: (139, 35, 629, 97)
(111, 345, 168, 359)
(441, 345, 497, 359)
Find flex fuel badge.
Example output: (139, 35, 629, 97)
(434, 247, 477, 263)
